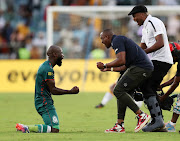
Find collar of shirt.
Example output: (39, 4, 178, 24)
(111, 35, 116, 46)
(143, 14, 152, 27)
(47, 60, 53, 69)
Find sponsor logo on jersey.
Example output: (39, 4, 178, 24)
(48, 72, 53, 76)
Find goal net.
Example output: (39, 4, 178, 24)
(46, 5, 180, 59)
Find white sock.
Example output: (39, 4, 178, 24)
(47, 125, 51, 133)
(101, 92, 113, 105)
(170, 121, 176, 126)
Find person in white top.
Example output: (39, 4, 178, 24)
(141, 15, 173, 64)
(128, 5, 173, 132)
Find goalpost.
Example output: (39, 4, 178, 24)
(46, 6, 180, 91)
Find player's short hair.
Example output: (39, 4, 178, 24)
(103, 29, 113, 36)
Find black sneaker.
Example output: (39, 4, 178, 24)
(95, 103, 104, 108)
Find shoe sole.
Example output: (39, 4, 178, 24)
(166, 127, 176, 132)
(166, 130, 176, 132)
(135, 115, 151, 133)
(152, 128, 168, 132)
(104, 131, 125, 133)
(153, 124, 168, 132)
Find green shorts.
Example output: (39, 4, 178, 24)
(37, 104, 60, 129)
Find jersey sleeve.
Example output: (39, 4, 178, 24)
(113, 37, 125, 54)
(44, 68, 54, 81)
(151, 20, 164, 37)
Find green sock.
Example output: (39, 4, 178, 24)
(28, 124, 51, 133)
(28, 125, 39, 132)
(37, 124, 51, 133)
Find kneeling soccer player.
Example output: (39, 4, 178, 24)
(16, 45, 79, 133)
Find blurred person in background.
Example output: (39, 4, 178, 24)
(59, 27, 73, 58)
(159, 42, 180, 132)
(32, 31, 46, 58)
(16, 21, 31, 40)
(72, 37, 83, 58)
(126, 17, 140, 43)
(167, 15, 180, 42)
(16, 45, 79, 133)
(32, 31, 46, 48)
(95, 80, 143, 109)
(128, 5, 173, 132)
(30, 46, 41, 59)
(158, 0, 178, 5)
(95, 82, 115, 108)
(10, 29, 25, 58)
(90, 48, 106, 59)
(43, 0, 57, 22)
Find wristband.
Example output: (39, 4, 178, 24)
(111, 67, 113, 72)
(103, 64, 107, 68)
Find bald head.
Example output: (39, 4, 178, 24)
(47, 45, 64, 67)
(47, 45, 62, 56)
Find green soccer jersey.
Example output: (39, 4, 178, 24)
(35, 60, 54, 110)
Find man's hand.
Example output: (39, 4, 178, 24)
(98, 67, 107, 72)
(159, 95, 168, 102)
(97, 62, 105, 70)
(70, 86, 79, 94)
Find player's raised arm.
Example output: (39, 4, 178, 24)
(46, 79, 79, 95)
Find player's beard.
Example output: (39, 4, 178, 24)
(56, 57, 63, 66)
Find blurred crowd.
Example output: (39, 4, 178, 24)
(0, 0, 180, 59)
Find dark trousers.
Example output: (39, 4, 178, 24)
(113, 66, 152, 119)
(151, 60, 172, 92)
(142, 60, 172, 99)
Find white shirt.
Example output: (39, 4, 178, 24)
(141, 15, 173, 64)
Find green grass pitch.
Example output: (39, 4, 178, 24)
(0, 92, 179, 141)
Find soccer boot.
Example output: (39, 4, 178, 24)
(16, 123, 30, 133)
(21, 126, 30, 133)
(16, 123, 24, 131)
(95, 103, 104, 108)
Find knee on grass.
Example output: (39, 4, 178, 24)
(51, 127, 59, 133)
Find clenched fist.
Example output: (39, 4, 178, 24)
(97, 62, 105, 70)
(70, 86, 79, 94)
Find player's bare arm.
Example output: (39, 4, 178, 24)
(144, 34, 164, 54)
(101, 65, 127, 72)
(160, 76, 175, 88)
(46, 79, 79, 95)
(97, 52, 126, 70)
(160, 76, 180, 101)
